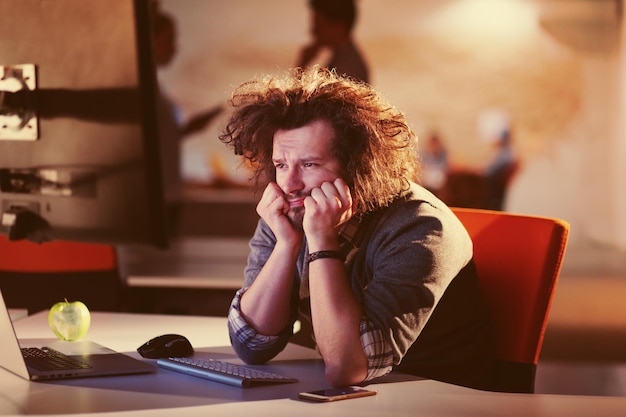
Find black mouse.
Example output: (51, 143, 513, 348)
(137, 334, 194, 359)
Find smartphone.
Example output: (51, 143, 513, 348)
(298, 386, 377, 402)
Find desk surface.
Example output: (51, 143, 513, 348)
(3, 312, 626, 417)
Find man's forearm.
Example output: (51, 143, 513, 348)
(308, 258, 368, 386)
(240, 243, 299, 335)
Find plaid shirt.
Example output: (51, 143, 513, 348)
(228, 216, 394, 381)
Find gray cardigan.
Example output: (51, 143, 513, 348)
(229, 183, 494, 389)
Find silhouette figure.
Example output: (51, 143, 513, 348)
(483, 130, 519, 211)
(296, 0, 370, 83)
(420, 131, 449, 197)
(151, 3, 223, 234)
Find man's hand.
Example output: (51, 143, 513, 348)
(303, 178, 366, 386)
(256, 182, 302, 245)
(303, 178, 354, 250)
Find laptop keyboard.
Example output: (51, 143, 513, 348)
(21, 347, 92, 371)
(157, 357, 299, 388)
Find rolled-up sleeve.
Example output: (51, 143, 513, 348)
(227, 288, 293, 364)
(360, 317, 394, 381)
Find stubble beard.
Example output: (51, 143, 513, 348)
(288, 206, 305, 232)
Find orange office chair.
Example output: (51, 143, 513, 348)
(451, 207, 569, 393)
(0, 235, 123, 314)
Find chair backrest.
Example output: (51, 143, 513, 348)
(0, 235, 122, 313)
(451, 207, 569, 393)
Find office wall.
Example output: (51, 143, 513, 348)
(507, 0, 623, 248)
(158, 0, 624, 249)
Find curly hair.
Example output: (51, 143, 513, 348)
(219, 67, 419, 215)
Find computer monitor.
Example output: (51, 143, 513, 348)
(0, 0, 168, 248)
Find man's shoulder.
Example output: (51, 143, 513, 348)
(375, 183, 465, 233)
(386, 183, 449, 217)
(329, 41, 369, 83)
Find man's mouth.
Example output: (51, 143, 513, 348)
(288, 198, 306, 209)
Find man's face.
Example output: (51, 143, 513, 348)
(272, 119, 343, 227)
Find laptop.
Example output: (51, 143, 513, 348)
(0, 290, 154, 381)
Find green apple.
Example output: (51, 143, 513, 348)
(48, 299, 91, 341)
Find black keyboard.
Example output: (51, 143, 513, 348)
(157, 357, 299, 388)
(21, 347, 92, 372)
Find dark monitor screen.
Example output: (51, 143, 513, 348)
(0, 0, 168, 248)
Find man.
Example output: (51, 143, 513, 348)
(219, 67, 495, 390)
(151, 4, 222, 234)
(151, 8, 184, 235)
(484, 130, 518, 211)
(297, 0, 370, 83)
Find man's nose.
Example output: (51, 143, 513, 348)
(282, 167, 304, 194)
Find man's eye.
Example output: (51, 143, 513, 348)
(275, 163, 286, 169)
(303, 162, 317, 168)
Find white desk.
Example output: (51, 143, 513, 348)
(3, 312, 626, 417)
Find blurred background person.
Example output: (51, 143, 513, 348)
(296, 0, 370, 84)
(152, 4, 224, 137)
(151, 2, 223, 234)
(483, 129, 518, 211)
(419, 131, 449, 198)
(152, 6, 183, 235)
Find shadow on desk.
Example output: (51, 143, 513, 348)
(47, 349, 318, 405)
(22, 345, 425, 414)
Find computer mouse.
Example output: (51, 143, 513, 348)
(137, 334, 194, 359)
